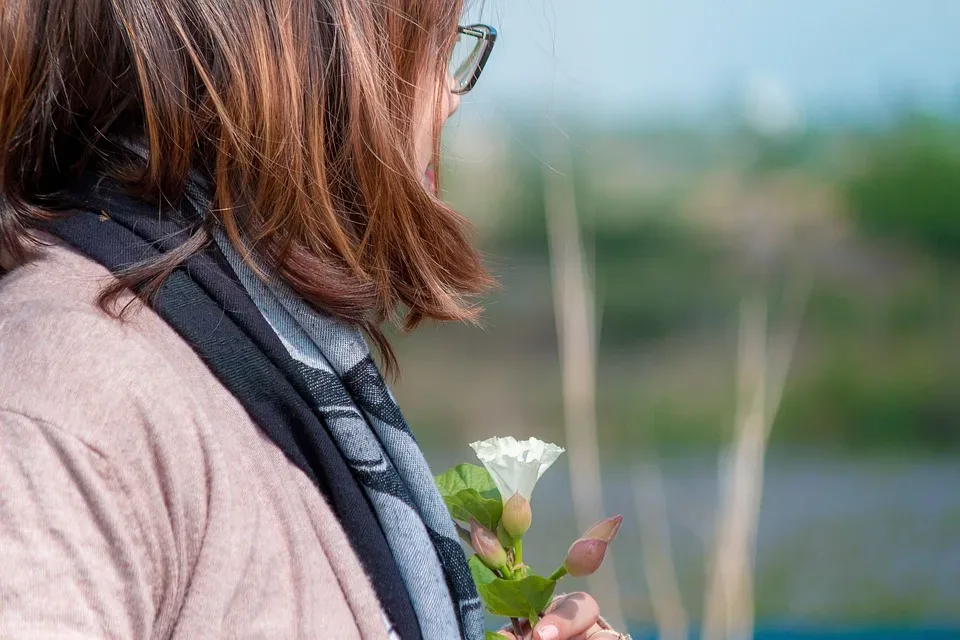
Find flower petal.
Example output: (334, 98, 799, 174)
(469, 436, 565, 502)
(533, 441, 565, 480)
(486, 455, 540, 501)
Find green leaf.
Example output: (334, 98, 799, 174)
(435, 464, 501, 501)
(468, 556, 557, 619)
(442, 490, 502, 530)
(469, 554, 499, 585)
(485, 632, 506, 640)
(436, 464, 503, 529)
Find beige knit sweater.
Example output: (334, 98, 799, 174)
(0, 242, 391, 639)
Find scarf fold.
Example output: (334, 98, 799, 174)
(186, 179, 483, 639)
(48, 172, 484, 639)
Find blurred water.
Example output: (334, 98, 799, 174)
(627, 629, 960, 639)
(427, 448, 960, 623)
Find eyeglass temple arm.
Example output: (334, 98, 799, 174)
(457, 24, 498, 43)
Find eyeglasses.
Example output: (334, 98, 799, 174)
(449, 24, 497, 95)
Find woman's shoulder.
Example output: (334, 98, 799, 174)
(0, 242, 226, 459)
(0, 244, 384, 637)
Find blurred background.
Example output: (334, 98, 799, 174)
(395, 1, 960, 636)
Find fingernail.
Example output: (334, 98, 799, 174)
(537, 625, 559, 640)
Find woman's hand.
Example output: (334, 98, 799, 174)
(496, 592, 621, 640)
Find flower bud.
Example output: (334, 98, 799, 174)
(563, 538, 607, 577)
(501, 492, 532, 538)
(470, 519, 507, 570)
(582, 513, 623, 541)
(562, 514, 623, 577)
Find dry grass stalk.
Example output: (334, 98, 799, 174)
(633, 458, 689, 640)
(542, 137, 625, 632)
(702, 280, 809, 640)
(702, 295, 767, 640)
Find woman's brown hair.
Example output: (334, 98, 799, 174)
(0, 0, 493, 370)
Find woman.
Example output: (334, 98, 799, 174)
(0, 0, 623, 638)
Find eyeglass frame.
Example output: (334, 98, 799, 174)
(451, 24, 498, 95)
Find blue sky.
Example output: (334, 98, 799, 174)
(461, 0, 960, 123)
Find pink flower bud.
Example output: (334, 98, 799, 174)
(582, 513, 623, 541)
(501, 492, 532, 538)
(562, 514, 623, 577)
(470, 519, 507, 570)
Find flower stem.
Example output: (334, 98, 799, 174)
(515, 538, 523, 567)
(528, 610, 541, 628)
(548, 566, 567, 581)
(511, 618, 524, 637)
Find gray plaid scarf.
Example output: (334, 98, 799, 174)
(181, 179, 484, 640)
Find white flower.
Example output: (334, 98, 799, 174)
(469, 436, 565, 503)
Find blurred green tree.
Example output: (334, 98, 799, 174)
(845, 117, 960, 260)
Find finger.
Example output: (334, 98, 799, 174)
(532, 592, 600, 640)
(550, 622, 609, 640)
(497, 622, 533, 640)
(568, 623, 606, 640)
